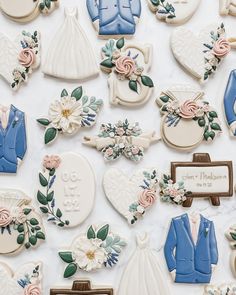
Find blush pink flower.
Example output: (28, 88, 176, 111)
(212, 38, 231, 58)
(18, 48, 36, 68)
(0, 207, 12, 227)
(179, 100, 199, 119)
(115, 56, 135, 77)
(105, 147, 113, 157)
(131, 146, 140, 155)
(43, 155, 61, 170)
(138, 189, 156, 208)
(24, 284, 41, 295)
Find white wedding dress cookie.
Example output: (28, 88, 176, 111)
(43, 7, 98, 81)
(147, 0, 201, 24)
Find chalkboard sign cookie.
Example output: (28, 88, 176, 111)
(37, 152, 95, 228)
(50, 280, 113, 295)
(225, 225, 236, 277)
(160, 153, 233, 207)
(156, 84, 222, 151)
(59, 224, 126, 278)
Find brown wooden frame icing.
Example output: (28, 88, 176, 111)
(50, 280, 113, 295)
(171, 153, 233, 207)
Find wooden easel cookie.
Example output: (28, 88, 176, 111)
(50, 280, 113, 295)
(147, 0, 201, 24)
(0, 189, 45, 255)
(160, 153, 233, 207)
(225, 225, 236, 277)
(0, 0, 59, 23)
(171, 23, 236, 82)
(37, 152, 95, 228)
(156, 85, 222, 151)
(0, 262, 42, 295)
(100, 38, 154, 107)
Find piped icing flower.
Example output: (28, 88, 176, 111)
(0, 207, 12, 227)
(179, 100, 198, 119)
(18, 48, 36, 68)
(115, 56, 135, 77)
(43, 155, 61, 170)
(212, 38, 231, 58)
(138, 189, 156, 208)
(24, 284, 41, 295)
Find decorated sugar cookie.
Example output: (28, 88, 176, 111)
(103, 168, 158, 225)
(156, 85, 222, 151)
(83, 119, 158, 162)
(171, 23, 236, 82)
(160, 153, 233, 207)
(37, 153, 95, 228)
(147, 0, 201, 24)
(164, 213, 218, 284)
(0, 0, 58, 22)
(225, 224, 236, 277)
(86, 0, 141, 38)
(204, 283, 236, 295)
(0, 189, 45, 255)
(0, 262, 42, 295)
(37, 86, 103, 145)
(0, 105, 27, 174)
(43, 8, 98, 81)
(58, 224, 126, 278)
(223, 70, 236, 136)
(0, 30, 40, 90)
(50, 280, 113, 295)
(220, 0, 236, 16)
(100, 38, 154, 107)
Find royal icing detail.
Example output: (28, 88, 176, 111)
(37, 86, 103, 145)
(0, 0, 58, 23)
(86, 0, 141, 37)
(0, 189, 45, 255)
(0, 262, 42, 295)
(147, 0, 200, 24)
(204, 284, 236, 295)
(171, 23, 234, 82)
(43, 7, 98, 81)
(164, 213, 218, 284)
(37, 153, 95, 228)
(156, 85, 222, 151)
(59, 224, 126, 278)
(103, 168, 158, 225)
(83, 119, 158, 162)
(0, 30, 40, 90)
(100, 38, 154, 107)
(220, 0, 236, 16)
(225, 225, 236, 277)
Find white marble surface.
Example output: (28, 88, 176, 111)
(0, 0, 235, 294)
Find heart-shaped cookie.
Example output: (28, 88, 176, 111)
(103, 168, 158, 225)
(0, 262, 42, 295)
(171, 23, 230, 82)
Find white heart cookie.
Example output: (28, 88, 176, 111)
(0, 262, 42, 295)
(103, 168, 158, 225)
(171, 23, 230, 82)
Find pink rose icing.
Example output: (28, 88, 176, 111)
(212, 38, 231, 58)
(43, 155, 61, 170)
(0, 207, 12, 227)
(179, 100, 198, 119)
(18, 48, 36, 68)
(139, 189, 156, 208)
(115, 56, 135, 77)
(24, 284, 41, 295)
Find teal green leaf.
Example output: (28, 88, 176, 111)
(17, 224, 24, 233)
(25, 242, 31, 249)
(17, 234, 25, 244)
(63, 263, 77, 278)
(36, 232, 45, 240)
(230, 233, 236, 241)
(71, 86, 83, 101)
(116, 37, 125, 49)
(30, 218, 39, 226)
(61, 89, 68, 97)
(29, 235, 37, 246)
(39, 3, 45, 10)
(160, 95, 169, 103)
(87, 225, 96, 239)
(129, 80, 138, 93)
(198, 118, 206, 127)
(97, 224, 109, 241)
(100, 58, 113, 68)
(47, 191, 54, 202)
(45, 0, 51, 8)
(209, 111, 218, 118)
(151, 0, 160, 5)
(59, 251, 74, 263)
(37, 191, 48, 205)
(56, 208, 62, 218)
(40, 206, 48, 214)
(23, 208, 32, 215)
(39, 173, 48, 187)
(49, 168, 55, 176)
(44, 127, 57, 145)
(211, 123, 221, 131)
(102, 39, 115, 58)
(141, 76, 154, 87)
(82, 96, 88, 105)
(37, 118, 51, 126)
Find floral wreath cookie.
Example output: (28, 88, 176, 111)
(0, 262, 42, 295)
(100, 38, 154, 107)
(0, 30, 40, 90)
(58, 224, 126, 278)
(37, 86, 103, 145)
(103, 168, 158, 225)
(83, 119, 158, 162)
(171, 23, 236, 82)
(37, 152, 95, 228)
(147, 0, 201, 24)
(0, 0, 59, 23)
(156, 85, 222, 151)
(0, 189, 45, 255)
